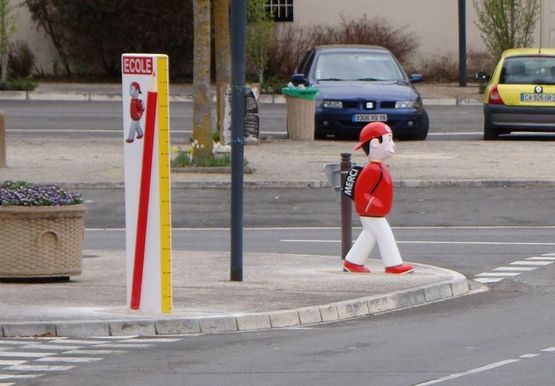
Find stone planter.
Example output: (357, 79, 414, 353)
(0, 205, 85, 278)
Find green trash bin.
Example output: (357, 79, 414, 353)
(281, 86, 319, 141)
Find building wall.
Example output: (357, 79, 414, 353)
(293, 0, 486, 60)
(547, 0, 555, 47)
(12, 0, 59, 75)
(10, 0, 553, 76)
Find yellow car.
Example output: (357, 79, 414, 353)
(480, 48, 555, 140)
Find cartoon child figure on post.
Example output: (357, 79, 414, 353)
(343, 122, 414, 274)
(126, 81, 144, 143)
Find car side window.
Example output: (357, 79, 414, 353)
(301, 51, 315, 76)
(296, 50, 314, 75)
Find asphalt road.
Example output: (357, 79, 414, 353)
(1, 100, 483, 140)
(71, 184, 555, 386)
(82, 186, 555, 230)
(32, 225, 555, 385)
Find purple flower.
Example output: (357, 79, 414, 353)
(0, 181, 83, 206)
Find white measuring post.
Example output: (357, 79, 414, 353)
(121, 53, 172, 313)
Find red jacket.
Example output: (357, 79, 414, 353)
(130, 98, 144, 121)
(353, 162, 393, 217)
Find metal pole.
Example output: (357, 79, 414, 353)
(0, 112, 5, 168)
(340, 153, 352, 259)
(458, 0, 467, 86)
(230, 0, 246, 281)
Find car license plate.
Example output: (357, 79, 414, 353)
(352, 114, 388, 122)
(520, 93, 555, 102)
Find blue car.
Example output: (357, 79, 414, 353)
(293, 45, 429, 140)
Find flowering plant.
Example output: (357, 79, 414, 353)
(171, 141, 236, 168)
(0, 181, 83, 207)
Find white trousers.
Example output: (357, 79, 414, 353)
(128, 120, 143, 141)
(345, 217, 403, 268)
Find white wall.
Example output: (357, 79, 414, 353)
(12, 0, 60, 75)
(293, 0, 485, 59)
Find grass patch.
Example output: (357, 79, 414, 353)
(0, 77, 37, 91)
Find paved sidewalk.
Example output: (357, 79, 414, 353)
(0, 251, 470, 337)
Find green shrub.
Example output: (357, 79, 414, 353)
(24, 0, 194, 80)
(8, 41, 35, 78)
(0, 77, 37, 90)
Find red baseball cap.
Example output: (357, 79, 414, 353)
(352, 122, 392, 150)
(130, 81, 142, 93)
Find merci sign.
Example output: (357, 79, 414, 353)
(122, 56, 154, 75)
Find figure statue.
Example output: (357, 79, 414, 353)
(343, 122, 414, 274)
(126, 81, 145, 144)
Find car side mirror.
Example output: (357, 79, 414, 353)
(475, 71, 490, 81)
(409, 74, 423, 83)
(291, 73, 308, 86)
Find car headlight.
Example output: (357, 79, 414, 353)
(395, 100, 419, 109)
(322, 100, 343, 108)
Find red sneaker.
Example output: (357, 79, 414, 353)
(385, 264, 414, 274)
(343, 260, 370, 273)
(136, 135, 143, 139)
(125, 139, 134, 143)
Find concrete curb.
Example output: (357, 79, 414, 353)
(0, 269, 469, 338)
(56, 179, 555, 191)
(0, 90, 481, 106)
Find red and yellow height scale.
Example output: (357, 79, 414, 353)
(122, 54, 172, 313)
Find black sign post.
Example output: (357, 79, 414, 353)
(230, 0, 247, 281)
(458, 0, 467, 86)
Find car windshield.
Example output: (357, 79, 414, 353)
(500, 55, 555, 85)
(313, 52, 404, 82)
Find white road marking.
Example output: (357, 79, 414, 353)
(88, 225, 555, 232)
(95, 343, 154, 348)
(0, 374, 41, 380)
(118, 338, 181, 343)
(510, 261, 553, 266)
(280, 239, 555, 246)
(91, 335, 138, 340)
(541, 253, 555, 256)
(541, 347, 555, 352)
(493, 266, 537, 271)
(520, 353, 540, 358)
(428, 132, 483, 136)
(526, 256, 555, 261)
(63, 349, 126, 355)
(0, 361, 26, 366)
(6, 364, 74, 372)
(47, 340, 110, 345)
(0, 341, 29, 346)
(475, 272, 520, 277)
(21, 344, 82, 350)
(36, 356, 103, 363)
(0, 352, 56, 358)
(474, 278, 504, 283)
(0, 382, 15, 386)
(414, 359, 520, 385)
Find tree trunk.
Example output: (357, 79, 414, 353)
(193, 0, 213, 161)
(0, 53, 7, 82)
(214, 0, 231, 144)
(0, 0, 8, 82)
